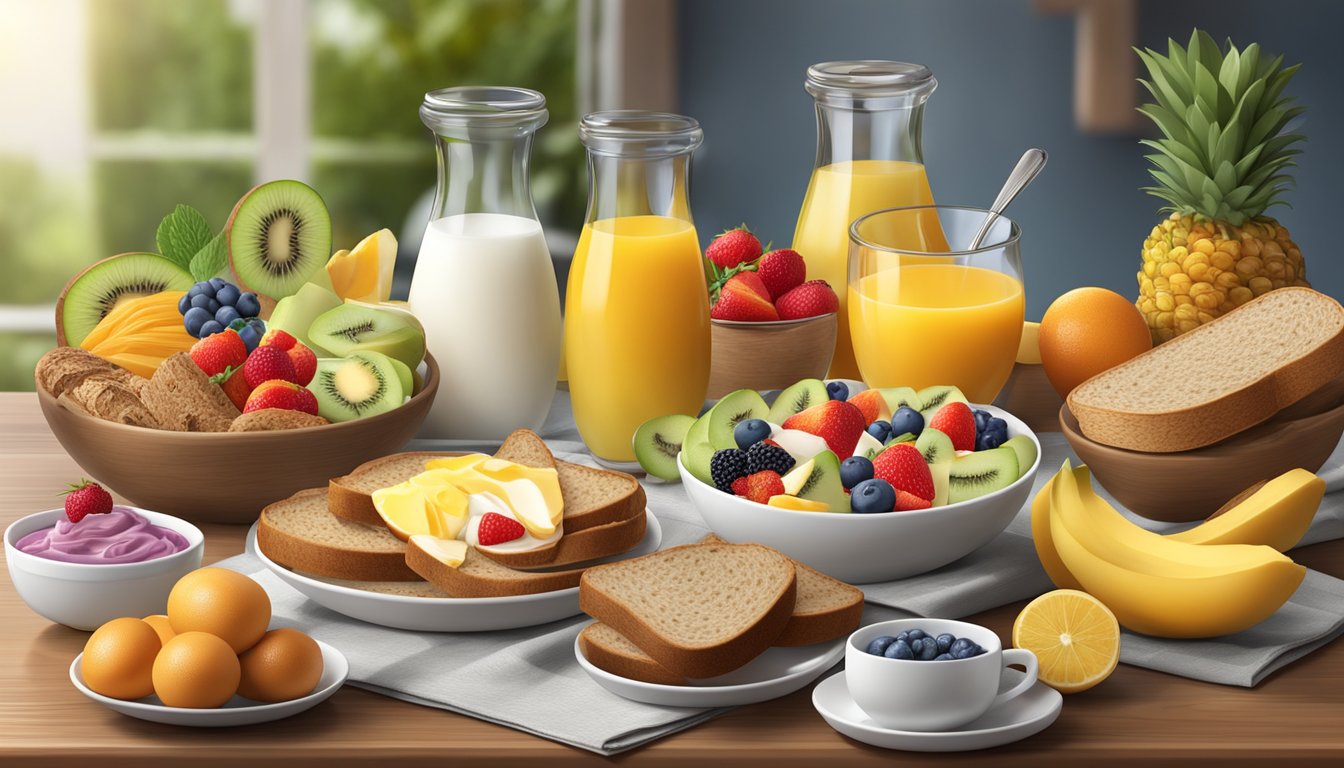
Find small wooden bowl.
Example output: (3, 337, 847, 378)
(992, 363, 1063, 435)
(36, 356, 440, 525)
(707, 313, 837, 399)
(1059, 383, 1344, 522)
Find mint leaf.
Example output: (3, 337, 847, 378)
(189, 232, 228, 282)
(156, 204, 213, 272)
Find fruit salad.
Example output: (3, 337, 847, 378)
(635, 379, 1037, 514)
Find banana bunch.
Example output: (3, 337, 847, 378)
(1032, 462, 1321, 638)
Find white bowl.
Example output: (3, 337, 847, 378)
(677, 404, 1040, 584)
(4, 507, 204, 630)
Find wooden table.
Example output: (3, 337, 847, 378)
(2, 391, 1341, 766)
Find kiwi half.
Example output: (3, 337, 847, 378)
(56, 252, 194, 346)
(308, 303, 425, 370)
(706, 389, 769, 450)
(634, 414, 695, 481)
(766, 379, 828, 424)
(308, 350, 405, 422)
(227, 180, 332, 299)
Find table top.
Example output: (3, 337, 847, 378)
(2, 390, 1341, 766)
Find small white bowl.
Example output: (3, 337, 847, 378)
(4, 507, 204, 630)
(677, 404, 1040, 584)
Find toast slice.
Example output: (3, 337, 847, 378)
(257, 489, 418, 581)
(486, 508, 647, 569)
(579, 542, 797, 679)
(406, 537, 586, 597)
(1068, 287, 1344, 452)
(578, 623, 688, 685)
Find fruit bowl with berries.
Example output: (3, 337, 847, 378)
(703, 226, 839, 398)
(634, 379, 1040, 583)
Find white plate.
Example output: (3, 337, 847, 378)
(70, 639, 348, 727)
(575, 627, 845, 707)
(248, 510, 662, 632)
(811, 668, 1062, 752)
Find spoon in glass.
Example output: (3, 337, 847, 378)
(968, 148, 1048, 250)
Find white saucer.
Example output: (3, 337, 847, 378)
(811, 668, 1061, 752)
(575, 627, 844, 707)
(248, 510, 662, 632)
(70, 639, 348, 727)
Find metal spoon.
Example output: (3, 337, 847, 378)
(968, 148, 1048, 250)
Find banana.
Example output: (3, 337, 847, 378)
(1047, 461, 1304, 638)
(1029, 477, 1081, 590)
(1168, 469, 1323, 551)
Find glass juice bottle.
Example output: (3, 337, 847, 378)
(409, 87, 562, 441)
(792, 61, 947, 380)
(565, 112, 711, 467)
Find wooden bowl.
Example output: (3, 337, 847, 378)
(1059, 380, 1344, 522)
(707, 313, 836, 399)
(36, 356, 440, 525)
(992, 363, 1063, 435)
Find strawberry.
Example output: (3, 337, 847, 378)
(735, 470, 784, 504)
(244, 379, 319, 415)
(705, 226, 762, 270)
(755, 248, 806, 299)
(476, 512, 526, 546)
(243, 345, 298, 389)
(781, 400, 867, 459)
(214, 366, 253, 411)
(775, 279, 839, 320)
(711, 272, 779, 322)
(189, 329, 248, 377)
(848, 389, 891, 424)
(894, 489, 933, 511)
(872, 443, 935, 501)
(260, 329, 316, 386)
(62, 479, 113, 523)
(928, 402, 976, 452)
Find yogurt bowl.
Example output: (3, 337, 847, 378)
(4, 506, 204, 630)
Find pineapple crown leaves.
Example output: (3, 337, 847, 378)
(1135, 29, 1305, 225)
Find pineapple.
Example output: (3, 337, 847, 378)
(1134, 30, 1309, 343)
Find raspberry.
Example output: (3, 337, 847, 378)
(745, 442, 794, 476)
(710, 448, 749, 492)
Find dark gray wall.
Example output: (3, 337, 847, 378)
(678, 0, 1343, 319)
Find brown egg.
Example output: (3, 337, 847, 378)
(152, 631, 241, 708)
(142, 614, 176, 646)
(81, 617, 161, 700)
(167, 567, 271, 653)
(238, 628, 324, 703)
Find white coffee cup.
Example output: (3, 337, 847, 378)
(845, 618, 1039, 732)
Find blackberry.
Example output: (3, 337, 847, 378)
(709, 449, 749, 492)
(745, 442, 795, 475)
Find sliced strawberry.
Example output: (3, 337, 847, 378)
(928, 402, 976, 452)
(476, 512, 526, 546)
(740, 470, 784, 505)
(781, 400, 867, 459)
(872, 443, 935, 501)
(712, 272, 778, 322)
(894, 489, 933, 511)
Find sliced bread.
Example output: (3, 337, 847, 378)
(487, 508, 647, 569)
(256, 488, 418, 581)
(579, 542, 797, 679)
(1069, 287, 1344, 452)
(578, 623, 688, 685)
(406, 538, 586, 597)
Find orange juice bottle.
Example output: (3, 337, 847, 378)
(565, 112, 710, 466)
(793, 61, 946, 380)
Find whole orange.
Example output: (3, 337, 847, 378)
(1039, 287, 1152, 398)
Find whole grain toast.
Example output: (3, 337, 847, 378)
(486, 508, 647, 570)
(140, 352, 239, 432)
(229, 408, 329, 432)
(68, 374, 159, 428)
(257, 488, 419, 581)
(405, 537, 587, 597)
(35, 347, 129, 398)
(578, 623, 688, 685)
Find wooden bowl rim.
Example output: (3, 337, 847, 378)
(710, 312, 837, 329)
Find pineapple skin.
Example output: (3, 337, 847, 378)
(1136, 212, 1309, 343)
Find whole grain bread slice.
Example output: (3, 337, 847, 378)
(1068, 287, 1344, 453)
(405, 538, 586, 597)
(256, 488, 418, 581)
(579, 542, 797, 679)
(487, 507, 646, 569)
(578, 623, 688, 685)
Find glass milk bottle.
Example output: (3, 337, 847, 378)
(410, 87, 562, 440)
(792, 61, 945, 380)
(565, 112, 710, 467)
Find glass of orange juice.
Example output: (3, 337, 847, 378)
(565, 112, 711, 467)
(848, 205, 1024, 403)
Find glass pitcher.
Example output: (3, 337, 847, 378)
(409, 86, 562, 441)
(792, 61, 945, 381)
(565, 111, 710, 467)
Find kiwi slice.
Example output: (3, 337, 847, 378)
(915, 428, 955, 465)
(634, 414, 696, 481)
(1002, 435, 1038, 479)
(681, 414, 716, 486)
(706, 389, 769, 449)
(227, 180, 332, 299)
(307, 350, 405, 422)
(388, 356, 414, 397)
(766, 379, 828, 424)
(947, 447, 1019, 504)
(781, 450, 850, 512)
(56, 253, 194, 347)
(309, 303, 425, 370)
(916, 385, 969, 420)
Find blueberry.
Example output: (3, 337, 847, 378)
(198, 320, 224, 338)
(867, 635, 897, 656)
(733, 418, 772, 450)
(177, 293, 191, 314)
(215, 283, 241, 307)
(917, 638, 939, 660)
(989, 417, 1007, 434)
(936, 633, 955, 654)
(235, 292, 261, 319)
(850, 478, 896, 514)
(889, 405, 924, 438)
(188, 281, 213, 298)
(206, 298, 220, 314)
(973, 409, 992, 429)
(209, 277, 228, 291)
(866, 420, 891, 443)
(934, 653, 954, 661)
(969, 644, 986, 657)
(884, 640, 914, 660)
(826, 381, 849, 401)
(907, 629, 927, 641)
(215, 305, 241, 327)
(189, 293, 213, 311)
(182, 307, 211, 337)
(895, 631, 910, 643)
(238, 324, 263, 352)
(840, 456, 875, 489)
(949, 637, 975, 656)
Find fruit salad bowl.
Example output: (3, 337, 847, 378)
(37, 355, 439, 525)
(678, 404, 1041, 584)
(707, 313, 837, 399)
